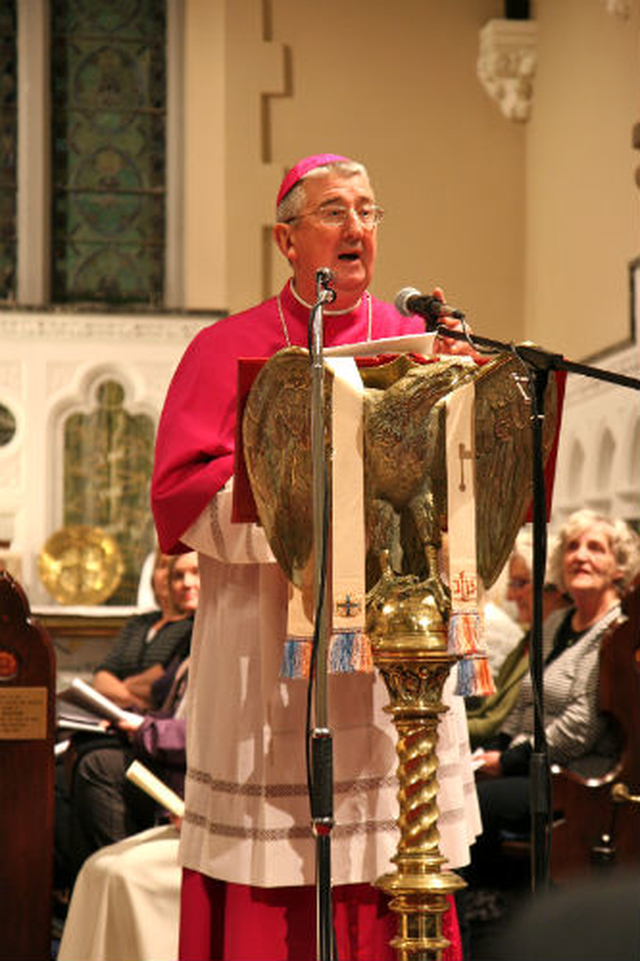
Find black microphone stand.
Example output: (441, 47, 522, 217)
(307, 268, 337, 960)
(432, 322, 640, 892)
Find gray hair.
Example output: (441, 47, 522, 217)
(510, 527, 534, 571)
(508, 525, 560, 588)
(276, 159, 370, 223)
(547, 509, 640, 597)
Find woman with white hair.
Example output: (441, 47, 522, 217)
(469, 509, 639, 885)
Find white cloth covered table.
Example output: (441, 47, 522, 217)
(58, 825, 181, 961)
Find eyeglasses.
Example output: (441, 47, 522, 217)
(286, 203, 384, 230)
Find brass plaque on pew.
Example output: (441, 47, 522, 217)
(0, 686, 48, 739)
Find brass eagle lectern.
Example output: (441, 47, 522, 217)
(242, 347, 557, 959)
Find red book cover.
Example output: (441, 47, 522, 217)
(525, 369, 567, 522)
(232, 359, 267, 523)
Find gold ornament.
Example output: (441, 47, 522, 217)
(38, 525, 124, 605)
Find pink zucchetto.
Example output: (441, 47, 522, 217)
(276, 153, 351, 208)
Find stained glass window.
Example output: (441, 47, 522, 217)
(0, 2, 17, 303)
(64, 380, 156, 605)
(0, 403, 17, 446)
(51, 0, 166, 306)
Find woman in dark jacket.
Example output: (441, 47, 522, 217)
(58, 554, 198, 883)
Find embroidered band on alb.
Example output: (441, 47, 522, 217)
(446, 377, 495, 696)
(281, 356, 371, 678)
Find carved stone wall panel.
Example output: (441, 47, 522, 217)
(477, 19, 538, 122)
(136, 362, 184, 409)
(0, 313, 212, 343)
(0, 311, 212, 605)
(0, 360, 23, 397)
(47, 362, 81, 400)
(604, 0, 630, 19)
(0, 452, 21, 489)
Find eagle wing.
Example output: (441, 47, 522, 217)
(473, 353, 558, 587)
(242, 347, 331, 587)
(242, 348, 558, 594)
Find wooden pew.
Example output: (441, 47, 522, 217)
(0, 571, 56, 960)
(549, 584, 640, 881)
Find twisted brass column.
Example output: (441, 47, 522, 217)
(368, 575, 466, 961)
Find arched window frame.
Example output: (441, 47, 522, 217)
(16, 0, 184, 309)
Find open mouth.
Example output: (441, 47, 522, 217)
(338, 252, 360, 262)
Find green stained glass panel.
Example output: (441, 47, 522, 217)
(0, 2, 17, 302)
(0, 403, 17, 446)
(51, 0, 166, 306)
(64, 380, 156, 605)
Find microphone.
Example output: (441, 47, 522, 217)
(316, 267, 336, 304)
(316, 267, 334, 287)
(395, 286, 465, 329)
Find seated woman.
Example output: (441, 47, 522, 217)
(469, 509, 639, 881)
(92, 549, 198, 710)
(58, 553, 198, 884)
(467, 529, 569, 749)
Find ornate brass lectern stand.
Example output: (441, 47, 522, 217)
(367, 574, 465, 959)
(242, 345, 557, 961)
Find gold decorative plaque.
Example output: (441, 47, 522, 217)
(0, 687, 48, 740)
(38, 525, 124, 606)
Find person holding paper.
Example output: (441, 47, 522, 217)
(151, 154, 480, 961)
(63, 645, 190, 881)
(55, 554, 198, 886)
(92, 550, 199, 710)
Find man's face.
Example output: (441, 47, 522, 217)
(275, 171, 378, 309)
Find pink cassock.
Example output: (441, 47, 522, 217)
(179, 868, 462, 961)
(150, 283, 471, 961)
(151, 281, 422, 553)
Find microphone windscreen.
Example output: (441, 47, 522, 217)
(395, 287, 420, 316)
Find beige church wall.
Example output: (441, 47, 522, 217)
(267, 0, 526, 345)
(182, 0, 528, 346)
(3, 0, 636, 617)
(178, 0, 639, 538)
(183, 0, 228, 309)
(182, 0, 286, 311)
(183, 0, 639, 361)
(524, 0, 639, 359)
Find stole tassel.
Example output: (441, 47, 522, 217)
(280, 630, 374, 680)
